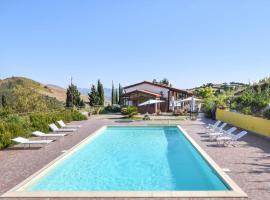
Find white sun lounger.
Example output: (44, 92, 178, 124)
(12, 137, 53, 148)
(217, 131, 248, 146)
(49, 123, 76, 132)
(32, 131, 66, 139)
(208, 127, 237, 140)
(57, 120, 81, 129)
(207, 120, 221, 129)
(209, 122, 227, 133)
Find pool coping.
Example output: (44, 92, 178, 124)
(1, 125, 247, 198)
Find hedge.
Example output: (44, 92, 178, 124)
(0, 110, 87, 149)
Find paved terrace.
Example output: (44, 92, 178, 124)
(0, 115, 269, 200)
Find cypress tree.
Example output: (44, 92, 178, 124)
(111, 81, 115, 105)
(1, 95, 7, 108)
(118, 83, 123, 104)
(97, 80, 104, 106)
(115, 88, 118, 105)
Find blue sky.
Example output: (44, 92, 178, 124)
(0, 0, 270, 89)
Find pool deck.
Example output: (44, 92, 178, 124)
(0, 115, 269, 200)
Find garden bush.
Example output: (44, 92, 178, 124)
(0, 119, 31, 149)
(143, 114, 150, 120)
(0, 109, 87, 149)
(103, 105, 121, 113)
(121, 106, 138, 118)
(29, 110, 87, 133)
(263, 109, 270, 120)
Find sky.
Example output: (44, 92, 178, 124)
(0, 0, 270, 89)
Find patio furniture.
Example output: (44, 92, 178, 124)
(207, 120, 221, 129)
(49, 123, 76, 132)
(32, 131, 66, 139)
(217, 131, 248, 146)
(57, 120, 81, 129)
(208, 127, 237, 141)
(12, 137, 53, 148)
(209, 122, 227, 133)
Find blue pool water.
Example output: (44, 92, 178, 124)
(28, 126, 229, 191)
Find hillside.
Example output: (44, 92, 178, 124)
(190, 82, 248, 95)
(0, 77, 88, 103)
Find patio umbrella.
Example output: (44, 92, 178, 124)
(179, 96, 202, 112)
(179, 96, 202, 103)
(138, 99, 165, 106)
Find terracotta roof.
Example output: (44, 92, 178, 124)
(124, 81, 192, 94)
(121, 89, 161, 97)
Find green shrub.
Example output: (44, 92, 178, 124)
(143, 114, 150, 120)
(29, 112, 54, 132)
(263, 109, 270, 119)
(29, 110, 87, 133)
(0, 109, 87, 149)
(68, 110, 87, 121)
(0, 123, 12, 149)
(121, 106, 138, 118)
(103, 105, 121, 113)
(241, 107, 252, 115)
(0, 119, 31, 149)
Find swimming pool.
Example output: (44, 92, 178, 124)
(3, 125, 246, 198)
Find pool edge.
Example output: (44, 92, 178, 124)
(1, 125, 247, 198)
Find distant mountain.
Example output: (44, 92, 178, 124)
(78, 87, 112, 102)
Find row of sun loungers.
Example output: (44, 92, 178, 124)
(206, 120, 248, 146)
(11, 120, 81, 148)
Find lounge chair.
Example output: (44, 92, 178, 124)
(57, 120, 81, 129)
(216, 131, 248, 146)
(207, 120, 221, 129)
(209, 122, 227, 133)
(49, 123, 76, 132)
(32, 131, 66, 139)
(208, 127, 237, 141)
(12, 137, 53, 148)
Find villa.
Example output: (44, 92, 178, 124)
(120, 81, 192, 114)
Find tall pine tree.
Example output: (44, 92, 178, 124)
(97, 80, 104, 106)
(89, 84, 100, 106)
(111, 81, 115, 105)
(66, 84, 82, 108)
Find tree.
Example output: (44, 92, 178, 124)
(160, 78, 169, 86)
(115, 88, 118, 105)
(197, 87, 214, 99)
(97, 80, 104, 106)
(79, 99, 86, 108)
(152, 79, 157, 84)
(66, 84, 81, 108)
(89, 85, 100, 106)
(1, 95, 7, 108)
(111, 81, 115, 105)
(118, 83, 123, 104)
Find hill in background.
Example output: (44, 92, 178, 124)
(0, 77, 91, 114)
(0, 77, 88, 104)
